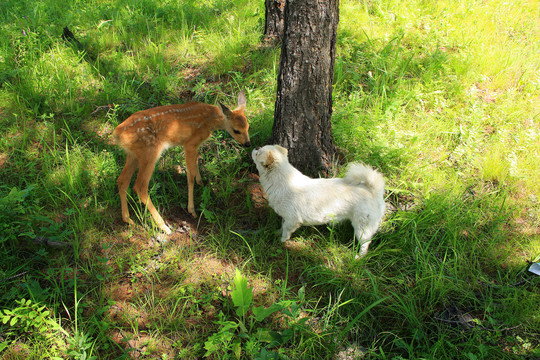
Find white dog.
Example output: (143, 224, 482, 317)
(252, 145, 386, 258)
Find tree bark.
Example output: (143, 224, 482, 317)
(264, 0, 286, 42)
(271, 0, 338, 176)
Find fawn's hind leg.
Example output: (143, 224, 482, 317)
(132, 150, 171, 234)
(117, 153, 138, 226)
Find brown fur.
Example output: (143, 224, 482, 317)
(113, 92, 250, 234)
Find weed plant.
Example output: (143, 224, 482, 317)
(0, 0, 538, 358)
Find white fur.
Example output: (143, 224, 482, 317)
(252, 145, 386, 258)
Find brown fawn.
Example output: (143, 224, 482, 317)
(113, 92, 251, 234)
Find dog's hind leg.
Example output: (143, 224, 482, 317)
(280, 220, 301, 243)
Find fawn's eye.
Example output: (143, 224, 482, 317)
(233, 129, 241, 134)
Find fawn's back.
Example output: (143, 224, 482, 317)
(113, 102, 225, 155)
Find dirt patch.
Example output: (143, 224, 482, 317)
(0, 152, 8, 170)
(246, 172, 269, 211)
(470, 83, 501, 103)
(228, 171, 270, 222)
(107, 299, 151, 329)
(109, 329, 175, 359)
(181, 254, 237, 285)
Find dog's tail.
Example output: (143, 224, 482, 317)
(343, 163, 385, 197)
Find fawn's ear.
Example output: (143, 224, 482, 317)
(236, 91, 246, 110)
(219, 102, 233, 118)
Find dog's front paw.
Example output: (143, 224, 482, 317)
(280, 222, 299, 243)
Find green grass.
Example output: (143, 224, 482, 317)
(0, 0, 538, 358)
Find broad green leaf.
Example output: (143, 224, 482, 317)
(280, 328, 294, 343)
(255, 348, 280, 360)
(252, 303, 283, 322)
(268, 331, 283, 345)
(298, 285, 305, 301)
(204, 324, 237, 357)
(255, 328, 274, 343)
(231, 269, 253, 317)
(238, 320, 248, 334)
(232, 338, 242, 359)
(276, 300, 294, 308)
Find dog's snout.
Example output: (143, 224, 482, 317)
(254, 146, 260, 151)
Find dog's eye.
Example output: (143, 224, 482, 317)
(233, 129, 241, 134)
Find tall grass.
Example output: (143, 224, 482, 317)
(0, 0, 538, 358)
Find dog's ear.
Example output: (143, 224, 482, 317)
(263, 152, 275, 168)
(275, 145, 288, 156)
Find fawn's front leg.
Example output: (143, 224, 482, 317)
(184, 144, 200, 218)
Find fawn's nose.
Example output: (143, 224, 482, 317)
(244, 141, 252, 148)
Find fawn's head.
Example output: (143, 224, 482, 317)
(219, 91, 251, 147)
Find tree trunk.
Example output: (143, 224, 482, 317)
(271, 0, 338, 176)
(264, 0, 285, 42)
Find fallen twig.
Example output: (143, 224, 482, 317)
(90, 104, 114, 116)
